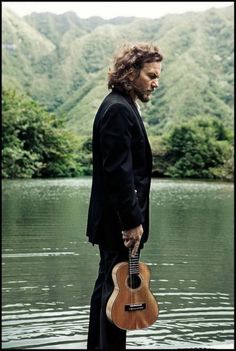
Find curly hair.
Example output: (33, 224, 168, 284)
(108, 43, 163, 94)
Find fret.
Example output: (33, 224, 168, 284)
(128, 248, 140, 275)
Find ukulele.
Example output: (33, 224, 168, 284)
(106, 248, 159, 330)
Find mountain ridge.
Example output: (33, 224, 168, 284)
(2, 5, 234, 136)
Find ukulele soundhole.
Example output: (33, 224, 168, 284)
(128, 274, 141, 289)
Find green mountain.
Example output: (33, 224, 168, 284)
(2, 5, 234, 136)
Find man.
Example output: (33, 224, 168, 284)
(86, 43, 163, 349)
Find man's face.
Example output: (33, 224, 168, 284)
(131, 61, 161, 102)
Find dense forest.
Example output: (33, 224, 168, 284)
(2, 89, 233, 180)
(2, 5, 234, 180)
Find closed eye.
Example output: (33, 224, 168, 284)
(149, 74, 159, 80)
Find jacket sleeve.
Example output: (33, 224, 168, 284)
(100, 103, 144, 230)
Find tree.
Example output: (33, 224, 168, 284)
(2, 89, 82, 178)
(162, 116, 233, 180)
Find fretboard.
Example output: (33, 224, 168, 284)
(128, 248, 140, 275)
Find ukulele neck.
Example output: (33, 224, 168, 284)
(128, 248, 140, 276)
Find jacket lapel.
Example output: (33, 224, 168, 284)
(126, 97, 153, 173)
(112, 88, 153, 172)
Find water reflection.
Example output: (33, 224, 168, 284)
(2, 178, 234, 349)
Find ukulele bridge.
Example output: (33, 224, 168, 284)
(125, 303, 146, 311)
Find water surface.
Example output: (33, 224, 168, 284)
(2, 178, 234, 349)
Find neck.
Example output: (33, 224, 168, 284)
(130, 91, 138, 102)
(129, 248, 140, 275)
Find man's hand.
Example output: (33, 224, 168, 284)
(122, 224, 143, 257)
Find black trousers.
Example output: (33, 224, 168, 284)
(87, 245, 129, 350)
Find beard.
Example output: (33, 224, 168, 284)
(133, 85, 152, 103)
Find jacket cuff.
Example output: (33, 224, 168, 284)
(117, 204, 144, 231)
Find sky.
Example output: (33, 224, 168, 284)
(2, 1, 234, 19)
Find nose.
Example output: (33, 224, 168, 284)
(151, 79, 159, 89)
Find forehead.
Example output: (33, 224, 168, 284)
(141, 61, 161, 74)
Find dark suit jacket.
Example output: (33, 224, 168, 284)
(86, 88, 153, 250)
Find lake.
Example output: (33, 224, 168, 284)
(2, 178, 234, 349)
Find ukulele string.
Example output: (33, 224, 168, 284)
(129, 247, 138, 309)
(129, 248, 134, 305)
(129, 248, 133, 307)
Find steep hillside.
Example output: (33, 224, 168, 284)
(2, 8, 55, 91)
(2, 5, 234, 136)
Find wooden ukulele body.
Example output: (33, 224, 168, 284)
(106, 261, 158, 330)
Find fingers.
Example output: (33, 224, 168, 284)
(124, 238, 140, 256)
(122, 233, 141, 245)
(124, 239, 134, 248)
(131, 240, 140, 257)
(122, 226, 143, 241)
(122, 225, 143, 256)
(122, 231, 129, 240)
